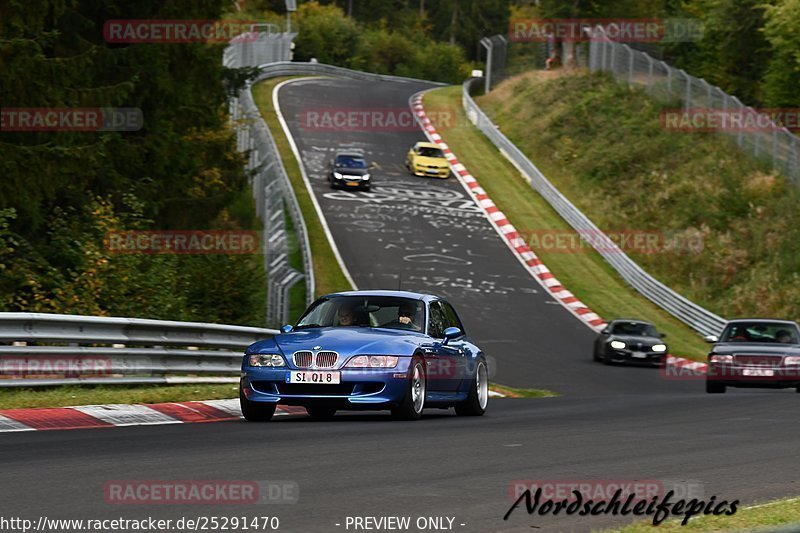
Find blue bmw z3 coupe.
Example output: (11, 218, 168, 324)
(240, 290, 489, 421)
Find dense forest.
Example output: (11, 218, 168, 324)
(1, 0, 797, 324)
(254, 0, 798, 108)
(0, 0, 264, 324)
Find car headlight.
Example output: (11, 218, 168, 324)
(333, 172, 343, 180)
(652, 344, 667, 353)
(362, 173, 370, 180)
(248, 354, 286, 367)
(784, 356, 800, 365)
(709, 354, 733, 364)
(345, 355, 399, 368)
(610, 340, 626, 350)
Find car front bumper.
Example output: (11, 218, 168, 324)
(706, 363, 800, 388)
(605, 348, 666, 365)
(412, 166, 450, 178)
(241, 358, 413, 408)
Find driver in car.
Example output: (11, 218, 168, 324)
(338, 306, 357, 326)
(776, 330, 793, 344)
(384, 303, 422, 331)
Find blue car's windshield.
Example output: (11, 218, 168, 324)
(335, 155, 367, 168)
(296, 296, 425, 332)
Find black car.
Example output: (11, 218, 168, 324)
(593, 319, 668, 365)
(704, 319, 800, 394)
(328, 150, 372, 190)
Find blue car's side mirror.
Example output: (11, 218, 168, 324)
(442, 327, 462, 345)
(280, 324, 293, 334)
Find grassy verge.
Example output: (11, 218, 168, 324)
(252, 77, 353, 302)
(477, 70, 800, 324)
(0, 384, 240, 410)
(596, 497, 800, 532)
(423, 86, 709, 360)
(490, 383, 559, 398)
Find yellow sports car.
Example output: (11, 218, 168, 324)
(406, 142, 450, 178)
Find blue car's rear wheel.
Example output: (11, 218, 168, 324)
(240, 386, 276, 422)
(455, 359, 488, 416)
(392, 357, 426, 420)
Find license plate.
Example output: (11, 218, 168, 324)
(743, 368, 773, 377)
(631, 352, 647, 358)
(286, 371, 341, 384)
(346, 181, 360, 187)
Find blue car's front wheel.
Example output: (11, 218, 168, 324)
(240, 386, 276, 422)
(392, 357, 426, 420)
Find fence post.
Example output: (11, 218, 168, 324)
(754, 123, 760, 157)
(665, 62, 672, 94)
(772, 128, 779, 168)
(683, 70, 691, 112)
(601, 36, 607, 71)
(647, 56, 654, 95)
(627, 45, 634, 87)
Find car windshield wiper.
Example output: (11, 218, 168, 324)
(294, 324, 321, 330)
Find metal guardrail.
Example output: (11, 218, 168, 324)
(224, 29, 297, 69)
(226, 34, 313, 326)
(230, 85, 310, 325)
(0, 313, 277, 387)
(249, 61, 449, 86)
(461, 78, 727, 337)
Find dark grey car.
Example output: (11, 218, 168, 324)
(328, 150, 372, 190)
(704, 319, 800, 393)
(593, 319, 668, 366)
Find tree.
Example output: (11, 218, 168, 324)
(292, 1, 360, 64)
(760, 0, 800, 107)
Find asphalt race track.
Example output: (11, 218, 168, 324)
(3, 77, 798, 533)
(274, 77, 693, 397)
(3, 395, 800, 532)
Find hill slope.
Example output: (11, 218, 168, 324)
(477, 70, 800, 323)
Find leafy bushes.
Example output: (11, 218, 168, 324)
(0, 0, 265, 325)
(292, 2, 470, 84)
